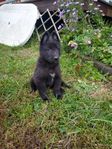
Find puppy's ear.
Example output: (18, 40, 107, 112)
(40, 32, 49, 45)
(51, 31, 60, 42)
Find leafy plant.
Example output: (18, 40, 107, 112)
(54, 0, 112, 66)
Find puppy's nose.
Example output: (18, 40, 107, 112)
(54, 56, 59, 60)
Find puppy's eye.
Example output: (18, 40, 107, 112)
(45, 49, 49, 52)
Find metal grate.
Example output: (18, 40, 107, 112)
(35, 9, 68, 41)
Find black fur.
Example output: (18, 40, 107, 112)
(30, 31, 69, 101)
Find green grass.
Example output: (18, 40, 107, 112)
(0, 36, 112, 149)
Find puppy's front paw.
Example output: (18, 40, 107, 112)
(55, 92, 63, 99)
(42, 96, 50, 101)
(40, 93, 50, 101)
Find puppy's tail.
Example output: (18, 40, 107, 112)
(30, 78, 37, 93)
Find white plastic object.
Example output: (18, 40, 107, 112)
(0, 4, 40, 46)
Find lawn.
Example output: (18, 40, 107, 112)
(0, 34, 112, 149)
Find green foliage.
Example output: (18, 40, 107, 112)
(58, 0, 112, 67)
(61, 24, 112, 66)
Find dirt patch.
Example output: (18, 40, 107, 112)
(17, 48, 38, 59)
(0, 103, 7, 149)
(3, 117, 45, 149)
(2, 123, 111, 149)
(23, 127, 45, 149)
(46, 134, 110, 149)
(90, 82, 112, 100)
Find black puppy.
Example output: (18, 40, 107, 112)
(30, 31, 69, 101)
